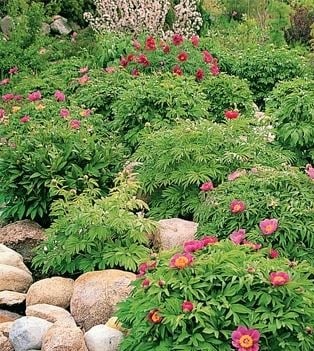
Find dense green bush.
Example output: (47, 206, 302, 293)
(266, 78, 314, 158)
(117, 240, 314, 351)
(32, 172, 157, 274)
(0, 118, 125, 225)
(195, 167, 314, 263)
(134, 119, 295, 219)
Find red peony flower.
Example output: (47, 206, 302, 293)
(20, 115, 30, 123)
(211, 65, 220, 76)
(190, 35, 199, 47)
(145, 36, 156, 50)
(270, 272, 290, 286)
(60, 108, 70, 118)
(70, 119, 81, 129)
(131, 68, 140, 77)
(169, 253, 194, 269)
(195, 68, 205, 81)
(182, 301, 194, 313)
(200, 181, 214, 192)
(120, 56, 129, 67)
(203, 50, 213, 64)
(183, 240, 205, 253)
(132, 39, 141, 50)
(230, 200, 246, 214)
(142, 278, 151, 289)
(202, 236, 218, 246)
(177, 52, 188, 62)
(172, 33, 184, 46)
(162, 45, 170, 54)
(269, 248, 279, 259)
(138, 54, 150, 67)
(148, 309, 163, 324)
(232, 326, 260, 351)
(28, 91, 42, 102)
(0, 78, 10, 85)
(172, 65, 183, 76)
(230, 229, 246, 245)
(224, 110, 239, 120)
(54, 90, 65, 102)
(259, 219, 278, 235)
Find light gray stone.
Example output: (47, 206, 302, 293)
(0, 16, 13, 37)
(9, 316, 52, 351)
(50, 17, 72, 35)
(84, 325, 123, 351)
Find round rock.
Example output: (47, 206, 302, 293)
(84, 325, 123, 351)
(0, 245, 31, 274)
(0, 310, 21, 323)
(26, 304, 74, 324)
(0, 291, 26, 306)
(0, 264, 33, 292)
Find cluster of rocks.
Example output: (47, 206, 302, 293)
(0, 218, 197, 351)
(0, 15, 78, 38)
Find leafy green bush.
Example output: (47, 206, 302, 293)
(195, 167, 314, 263)
(32, 171, 157, 274)
(0, 118, 125, 225)
(134, 119, 295, 219)
(117, 240, 314, 351)
(266, 78, 314, 158)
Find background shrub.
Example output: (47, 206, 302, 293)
(117, 240, 314, 351)
(134, 119, 295, 219)
(32, 171, 157, 274)
(195, 167, 314, 263)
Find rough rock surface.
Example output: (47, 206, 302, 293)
(84, 325, 123, 351)
(70, 270, 136, 331)
(0, 321, 13, 336)
(0, 333, 14, 351)
(0, 221, 45, 263)
(0, 245, 31, 274)
(26, 277, 74, 308)
(26, 304, 73, 324)
(0, 16, 13, 37)
(0, 291, 26, 306)
(50, 16, 72, 35)
(9, 316, 52, 351)
(0, 310, 21, 323)
(0, 264, 33, 293)
(42, 323, 88, 351)
(156, 218, 198, 250)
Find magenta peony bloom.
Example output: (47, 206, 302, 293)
(200, 181, 214, 192)
(177, 52, 188, 62)
(230, 200, 246, 214)
(162, 44, 170, 54)
(182, 301, 194, 313)
(28, 91, 42, 102)
(202, 236, 218, 246)
(259, 219, 278, 235)
(230, 229, 246, 245)
(131, 68, 140, 77)
(190, 35, 199, 47)
(54, 90, 66, 102)
(169, 253, 194, 269)
(269, 248, 279, 259)
(228, 170, 246, 181)
(145, 36, 156, 50)
(60, 108, 70, 118)
(70, 119, 81, 129)
(0, 109, 5, 119)
(138, 54, 150, 67)
(172, 65, 183, 76)
(120, 56, 128, 67)
(270, 271, 290, 286)
(141, 278, 151, 288)
(195, 68, 205, 81)
(9, 66, 18, 75)
(183, 240, 205, 253)
(2, 93, 15, 102)
(0, 78, 10, 85)
(211, 65, 220, 76)
(305, 164, 314, 180)
(172, 33, 184, 46)
(232, 326, 260, 351)
(203, 50, 213, 64)
(20, 115, 30, 123)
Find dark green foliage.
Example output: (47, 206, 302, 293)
(32, 172, 157, 274)
(117, 241, 314, 351)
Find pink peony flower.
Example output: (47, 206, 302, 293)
(2, 93, 15, 102)
(172, 33, 184, 46)
(20, 115, 30, 123)
(54, 90, 66, 102)
(202, 236, 218, 246)
(162, 45, 170, 54)
(0, 78, 10, 85)
(270, 272, 290, 286)
(138, 54, 150, 67)
(141, 278, 151, 288)
(232, 326, 260, 351)
(211, 65, 220, 76)
(230, 229, 246, 245)
(172, 65, 183, 76)
(195, 68, 205, 81)
(169, 253, 194, 269)
(203, 50, 213, 64)
(200, 181, 214, 192)
(78, 75, 90, 85)
(230, 200, 246, 214)
(190, 35, 199, 47)
(183, 240, 205, 253)
(60, 108, 70, 118)
(79, 66, 89, 75)
(132, 39, 141, 50)
(28, 91, 42, 102)
(269, 248, 279, 259)
(259, 219, 278, 235)
(228, 170, 246, 181)
(305, 164, 314, 180)
(145, 36, 156, 50)
(9, 66, 18, 75)
(120, 56, 128, 67)
(177, 52, 188, 62)
(0, 109, 5, 119)
(70, 119, 81, 129)
(182, 301, 194, 313)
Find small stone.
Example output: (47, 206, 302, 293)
(9, 316, 52, 351)
(0, 16, 13, 37)
(0, 333, 14, 351)
(50, 17, 72, 35)
(0, 264, 33, 292)
(0, 310, 21, 323)
(0, 291, 26, 306)
(41, 23, 51, 35)
(26, 277, 74, 309)
(84, 325, 123, 351)
(26, 304, 74, 324)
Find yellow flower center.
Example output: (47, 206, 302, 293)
(265, 224, 273, 233)
(233, 204, 242, 212)
(151, 311, 162, 323)
(12, 106, 21, 113)
(239, 335, 254, 348)
(174, 256, 189, 269)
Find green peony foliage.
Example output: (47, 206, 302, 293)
(117, 240, 314, 351)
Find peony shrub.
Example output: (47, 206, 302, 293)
(116, 240, 314, 350)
